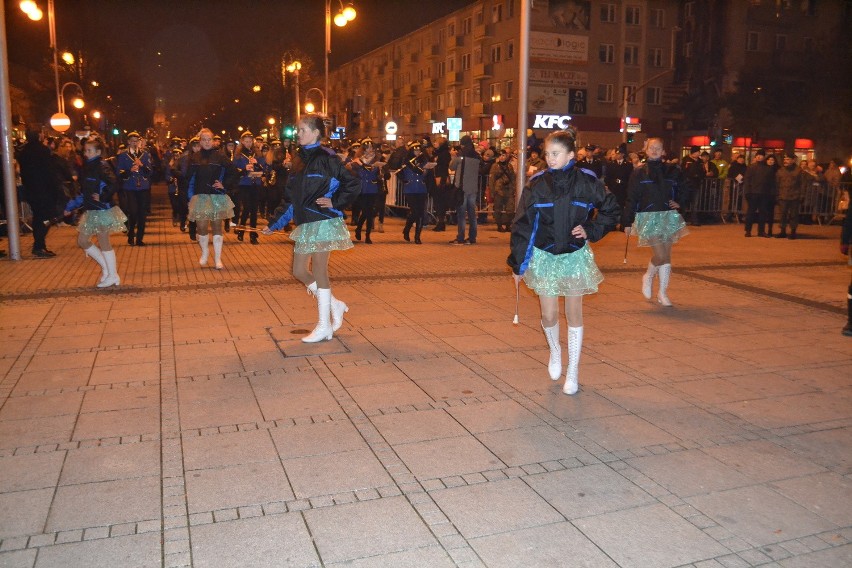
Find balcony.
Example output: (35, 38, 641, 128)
(426, 44, 441, 58)
(444, 71, 462, 86)
(400, 83, 417, 97)
(420, 78, 438, 92)
(470, 102, 489, 116)
(405, 52, 419, 65)
(472, 63, 493, 79)
(446, 35, 465, 50)
(473, 23, 494, 39)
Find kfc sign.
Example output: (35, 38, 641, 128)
(532, 114, 573, 129)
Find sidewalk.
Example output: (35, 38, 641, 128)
(0, 187, 850, 567)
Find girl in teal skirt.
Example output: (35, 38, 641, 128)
(63, 138, 125, 288)
(508, 130, 619, 394)
(622, 138, 691, 306)
(265, 115, 360, 343)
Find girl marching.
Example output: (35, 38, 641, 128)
(508, 129, 619, 394)
(622, 137, 691, 306)
(63, 137, 126, 288)
(264, 115, 360, 343)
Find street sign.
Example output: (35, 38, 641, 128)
(49, 113, 70, 132)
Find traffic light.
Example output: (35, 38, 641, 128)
(626, 132, 634, 143)
(112, 127, 120, 136)
(283, 125, 295, 139)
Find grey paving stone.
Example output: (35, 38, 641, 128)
(571, 414, 678, 452)
(477, 425, 584, 467)
(186, 461, 293, 513)
(625, 449, 753, 498)
(768, 472, 852, 527)
(270, 419, 366, 459)
(283, 448, 392, 499)
(0, 549, 36, 567)
(0, 452, 65, 492)
(345, 380, 433, 411)
(182, 428, 277, 470)
(0, 415, 76, 450)
(79, 384, 159, 413)
(325, 545, 455, 568)
(413, 373, 503, 401)
(686, 485, 839, 547)
(33, 533, 160, 568)
(718, 392, 852, 431)
(370, 408, 467, 446)
(394, 435, 503, 480)
(330, 361, 411, 387)
(0, 488, 53, 539)
(191, 514, 320, 568)
(575, 503, 728, 568)
(431, 478, 563, 539)
(0, 392, 83, 421)
(702, 440, 828, 484)
(59, 441, 160, 485)
(470, 521, 619, 568)
(71, 407, 160, 441)
(777, 543, 852, 567)
(304, 495, 436, 564)
(525, 463, 655, 520)
(446, 399, 545, 433)
(46, 476, 161, 532)
(781, 428, 852, 473)
(177, 377, 263, 430)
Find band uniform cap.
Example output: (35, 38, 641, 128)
(360, 137, 372, 145)
(407, 140, 421, 150)
(190, 136, 200, 143)
(127, 131, 141, 139)
(240, 131, 254, 139)
(213, 135, 222, 141)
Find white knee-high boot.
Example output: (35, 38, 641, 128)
(564, 326, 583, 395)
(99, 250, 120, 288)
(212, 235, 224, 269)
(642, 262, 657, 300)
(541, 321, 562, 380)
(85, 246, 108, 285)
(307, 281, 348, 332)
(198, 235, 209, 266)
(657, 263, 673, 307)
(302, 288, 333, 343)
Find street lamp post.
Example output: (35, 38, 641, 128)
(59, 82, 84, 114)
(325, 0, 356, 117)
(20, 0, 61, 113)
(286, 61, 302, 123)
(304, 88, 326, 116)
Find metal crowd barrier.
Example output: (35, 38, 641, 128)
(727, 180, 849, 225)
(387, 171, 491, 223)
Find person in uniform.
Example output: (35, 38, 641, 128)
(232, 131, 268, 244)
(489, 148, 516, 232)
(623, 137, 692, 307)
(349, 138, 381, 244)
(508, 129, 619, 395)
(264, 115, 360, 343)
(115, 131, 153, 246)
(400, 141, 429, 244)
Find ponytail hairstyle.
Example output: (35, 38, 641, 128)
(544, 127, 577, 154)
(299, 114, 326, 140)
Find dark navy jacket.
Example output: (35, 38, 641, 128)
(622, 159, 691, 227)
(115, 149, 152, 191)
(65, 156, 117, 212)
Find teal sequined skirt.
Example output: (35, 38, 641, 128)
(523, 244, 604, 297)
(290, 217, 353, 255)
(188, 194, 235, 222)
(634, 210, 688, 247)
(76, 207, 128, 237)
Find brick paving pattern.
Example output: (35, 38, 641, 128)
(0, 186, 850, 567)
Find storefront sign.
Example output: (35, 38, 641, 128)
(530, 31, 588, 64)
(532, 114, 573, 129)
(432, 122, 445, 134)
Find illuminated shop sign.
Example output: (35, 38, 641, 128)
(532, 114, 573, 129)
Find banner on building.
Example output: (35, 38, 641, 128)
(530, 31, 588, 64)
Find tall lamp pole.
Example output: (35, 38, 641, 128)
(325, 0, 356, 117)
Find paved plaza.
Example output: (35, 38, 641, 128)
(0, 188, 850, 568)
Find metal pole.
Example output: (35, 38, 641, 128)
(515, 0, 530, 209)
(324, 0, 330, 116)
(294, 69, 300, 123)
(48, 0, 60, 113)
(1, 2, 22, 259)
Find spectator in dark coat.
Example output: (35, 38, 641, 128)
(17, 130, 63, 257)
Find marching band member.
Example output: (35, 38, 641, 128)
(232, 132, 268, 244)
(264, 115, 360, 343)
(401, 140, 429, 245)
(350, 139, 381, 244)
(116, 131, 153, 246)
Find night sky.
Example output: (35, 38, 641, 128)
(5, 0, 475, 132)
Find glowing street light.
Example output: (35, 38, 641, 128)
(286, 60, 302, 122)
(92, 110, 101, 120)
(267, 117, 276, 126)
(61, 51, 74, 65)
(304, 101, 315, 114)
(326, 1, 356, 116)
(252, 85, 261, 93)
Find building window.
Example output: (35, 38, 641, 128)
(623, 85, 637, 104)
(475, 10, 484, 25)
(506, 80, 514, 100)
(600, 3, 616, 23)
(747, 31, 759, 51)
(436, 94, 445, 110)
(425, 96, 431, 111)
(646, 86, 661, 105)
(506, 39, 514, 60)
(651, 8, 665, 27)
(684, 42, 693, 58)
(474, 46, 483, 64)
(490, 44, 502, 63)
(507, 0, 514, 18)
(597, 84, 613, 103)
(462, 88, 471, 106)
(492, 3, 502, 23)
(462, 17, 472, 34)
(624, 45, 639, 66)
(489, 82, 501, 102)
(648, 47, 663, 67)
(437, 61, 446, 78)
(775, 34, 787, 51)
(447, 22, 455, 37)
(417, 68, 425, 82)
(447, 90, 454, 108)
(416, 98, 422, 114)
(447, 56, 455, 73)
(684, 2, 694, 17)
(625, 5, 641, 25)
(461, 53, 471, 70)
(599, 44, 615, 64)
